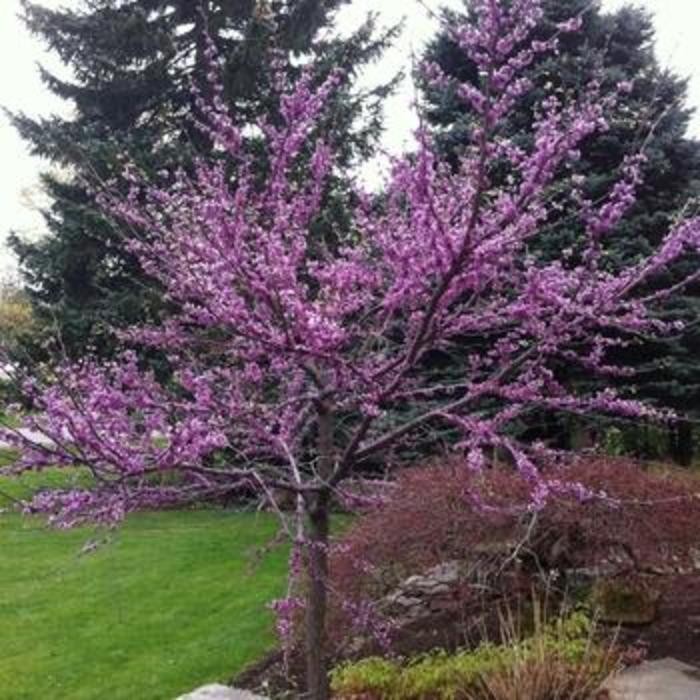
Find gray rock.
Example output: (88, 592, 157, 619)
(389, 594, 423, 609)
(175, 684, 267, 700)
(401, 561, 460, 592)
(602, 658, 700, 699)
(381, 561, 464, 626)
(690, 547, 700, 571)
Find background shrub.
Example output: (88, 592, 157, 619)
(328, 457, 700, 653)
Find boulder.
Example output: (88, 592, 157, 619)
(589, 579, 660, 625)
(383, 561, 462, 622)
(402, 561, 460, 590)
(601, 658, 700, 699)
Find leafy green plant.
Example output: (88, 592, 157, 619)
(481, 609, 617, 700)
(330, 611, 619, 700)
(328, 658, 402, 699)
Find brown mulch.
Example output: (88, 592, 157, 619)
(617, 573, 700, 666)
(233, 650, 306, 699)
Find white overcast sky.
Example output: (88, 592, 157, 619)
(2, 0, 700, 276)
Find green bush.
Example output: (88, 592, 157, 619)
(329, 657, 402, 698)
(330, 612, 617, 700)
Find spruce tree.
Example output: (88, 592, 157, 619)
(422, 0, 700, 462)
(10, 0, 397, 359)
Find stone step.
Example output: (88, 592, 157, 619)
(602, 658, 700, 699)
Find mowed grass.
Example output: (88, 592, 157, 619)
(0, 462, 289, 700)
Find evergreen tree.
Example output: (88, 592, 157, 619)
(422, 0, 700, 462)
(9, 0, 397, 359)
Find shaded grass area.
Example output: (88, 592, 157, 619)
(0, 449, 94, 509)
(0, 413, 22, 429)
(0, 480, 289, 700)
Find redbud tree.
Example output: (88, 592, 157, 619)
(4, 1, 700, 697)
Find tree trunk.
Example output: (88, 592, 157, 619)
(671, 419, 694, 467)
(305, 495, 330, 700)
(305, 401, 334, 699)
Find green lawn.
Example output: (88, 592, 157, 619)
(0, 469, 289, 700)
